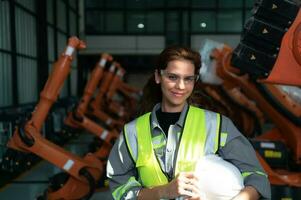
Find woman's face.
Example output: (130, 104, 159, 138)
(155, 59, 196, 112)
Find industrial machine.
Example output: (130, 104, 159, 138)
(6, 37, 106, 199)
(197, 0, 301, 198)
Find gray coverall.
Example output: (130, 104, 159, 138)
(107, 103, 271, 200)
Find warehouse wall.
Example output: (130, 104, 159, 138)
(0, 0, 81, 108)
(82, 35, 165, 55)
(82, 34, 240, 55)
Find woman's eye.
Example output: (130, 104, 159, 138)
(185, 77, 195, 82)
(167, 74, 178, 80)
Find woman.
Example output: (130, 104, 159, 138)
(107, 46, 271, 200)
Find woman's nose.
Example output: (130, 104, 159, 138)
(176, 78, 186, 89)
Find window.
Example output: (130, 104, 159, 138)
(69, 0, 78, 9)
(85, 0, 104, 9)
(126, 0, 146, 9)
(106, 0, 124, 8)
(166, 12, 179, 32)
(191, 0, 216, 8)
(146, 12, 164, 33)
(57, 0, 67, 31)
(15, 0, 35, 12)
(0, 53, 13, 107)
(69, 11, 77, 36)
(219, 0, 243, 8)
(105, 11, 124, 33)
(85, 0, 249, 35)
(0, 1, 11, 51)
(245, 0, 255, 8)
(86, 10, 104, 34)
(217, 11, 242, 32)
(47, 0, 53, 23)
(0, 0, 80, 106)
(167, 0, 189, 8)
(146, 0, 164, 9)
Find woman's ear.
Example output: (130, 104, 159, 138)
(154, 69, 160, 84)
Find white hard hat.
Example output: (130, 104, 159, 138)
(195, 154, 244, 200)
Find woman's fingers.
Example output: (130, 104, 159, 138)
(178, 172, 199, 182)
(176, 172, 201, 198)
(165, 172, 201, 199)
(185, 181, 201, 194)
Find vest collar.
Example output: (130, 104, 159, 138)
(151, 102, 189, 130)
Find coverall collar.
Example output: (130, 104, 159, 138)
(150, 102, 189, 130)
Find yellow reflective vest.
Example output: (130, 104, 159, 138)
(124, 106, 221, 188)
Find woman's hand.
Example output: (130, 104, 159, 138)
(159, 172, 201, 199)
(137, 172, 202, 200)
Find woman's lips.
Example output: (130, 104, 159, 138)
(171, 91, 185, 97)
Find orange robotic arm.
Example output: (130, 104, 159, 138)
(197, 40, 266, 136)
(229, 0, 301, 160)
(91, 62, 117, 108)
(227, 0, 301, 187)
(63, 58, 120, 142)
(106, 64, 141, 100)
(231, 0, 301, 86)
(88, 61, 126, 130)
(105, 64, 141, 120)
(213, 45, 301, 187)
(76, 53, 113, 115)
(7, 37, 104, 199)
(194, 81, 264, 137)
(261, 10, 301, 86)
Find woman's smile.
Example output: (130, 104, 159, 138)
(171, 91, 185, 97)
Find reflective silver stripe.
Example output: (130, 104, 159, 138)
(204, 111, 219, 154)
(63, 159, 74, 171)
(109, 64, 116, 72)
(106, 118, 112, 125)
(220, 132, 228, 147)
(124, 120, 138, 162)
(117, 69, 124, 77)
(100, 130, 109, 140)
(242, 171, 268, 178)
(152, 134, 165, 149)
(65, 46, 74, 56)
(177, 131, 181, 139)
(99, 58, 106, 67)
(112, 176, 141, 200)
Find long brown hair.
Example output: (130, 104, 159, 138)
(138, 46, 201, 115)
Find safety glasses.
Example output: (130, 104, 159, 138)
(160, 70, 199, 85)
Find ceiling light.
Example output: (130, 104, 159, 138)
(200, 22, 207, 28)
(137, 23, 144, 29)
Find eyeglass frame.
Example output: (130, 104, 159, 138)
(159, 70, 199, 85)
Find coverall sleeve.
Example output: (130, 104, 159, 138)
(107, 133, 142, 200)
(218, 116, 271, 199)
